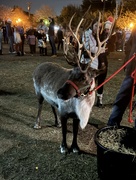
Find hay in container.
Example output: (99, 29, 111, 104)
(98, 128, 136, 156)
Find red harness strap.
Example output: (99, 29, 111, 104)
(66, 79, 93, 97)
(128, 69, 136, 123)
(66, 80, 81, 96)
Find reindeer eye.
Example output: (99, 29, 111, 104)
(81, 76, 86, 81)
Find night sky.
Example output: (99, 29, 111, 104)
(0, 0, 83, 15)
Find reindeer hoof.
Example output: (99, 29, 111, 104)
(34, 124, 42, 129)
(72, 148, 79, 153)
(56, 123, 61, 128)
(60, 145, 68, 154)
(70, 145, 80, 153)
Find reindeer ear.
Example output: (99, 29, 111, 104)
(88, 67, 106, 78)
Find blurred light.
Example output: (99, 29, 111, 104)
(54, 25, 59, 31)
(18, 18, 21, 22)
(16, 18, 22, 24)
(129, 23, 134, 28)
(44, 19, 49, 25)
(54, 25, 59, 34)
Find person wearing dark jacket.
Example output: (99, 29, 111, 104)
(37, 29, 47, 56)
(107, 25, 136, 127)
(0, 25, 3, 55)
(57, 26, 63, 50)
(96, 20, 113, 107)
(48, 17, 57, 57)
(6, 19, 15, 53)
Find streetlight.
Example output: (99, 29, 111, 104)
(129, 23, 134, 29)
(27, 2, 31, 18)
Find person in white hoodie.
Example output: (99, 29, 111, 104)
(80, 17, 105, 70)
(13, 26, 22, 56)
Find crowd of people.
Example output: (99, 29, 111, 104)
(0, 17, 131, 58)
(0, 17, 64, 57)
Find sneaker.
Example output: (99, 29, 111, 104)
(12, 51, 16, 54)
(51, 54, 57, 57)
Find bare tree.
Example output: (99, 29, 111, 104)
(33, 5, 56, 22)
(0, 5, 13, 22)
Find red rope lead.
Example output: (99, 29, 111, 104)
(128, 69, 136, 123)
(93, 53, 136, 124)
(94, 54, 136, 92)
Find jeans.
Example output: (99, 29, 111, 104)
(107, 75, 136, 126)
(49, 36, 56, 55)
(8, 36, 14, 52)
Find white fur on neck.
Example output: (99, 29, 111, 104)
(75, 91, 95, 129)
(76, 79, 95, 129)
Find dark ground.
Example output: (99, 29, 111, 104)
(0, 42, 135, 180)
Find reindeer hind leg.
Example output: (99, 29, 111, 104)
(51, 105, 61, 127)
(34, 94, 44, 129)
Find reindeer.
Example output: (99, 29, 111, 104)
(33, 12, 114, 154)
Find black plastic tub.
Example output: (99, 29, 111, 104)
(94, 126, 136, 180)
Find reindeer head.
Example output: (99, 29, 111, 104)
(57, 67, 102, 100)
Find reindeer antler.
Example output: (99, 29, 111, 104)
(63, 3, 119, 72)
(63, 14, 84, 67)
(84, 11, 115, 60)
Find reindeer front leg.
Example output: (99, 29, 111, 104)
(60, 116, 68, 154)
(34, 95, 44, 129)
(71, 118, 80, 153)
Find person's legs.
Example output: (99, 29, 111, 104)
(107, 76, 134, 126)
(49, 36, 57, 55)
(58, 41, 60, 50)
(96, 71, 107, 107)
(21, 36, 25, 55)
(96, 54, 108, 107)
(61, 41, 63, 50)
(8, 36, 15, 52)
(0, 40, 2, 54)
(32, 45, 35, 54)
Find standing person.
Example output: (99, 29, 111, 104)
(0, 25, 3, 55)
(6, 19, 15, 53)
(37, 19, 48, 34)
(48, 17, 57, 57)
(96, 19, 114, 107)
(57, 26, 64, 50)
(107, 25, 136, 127)
(37, 29, 47, 56)
(116, 29, 123, 51)
(26, 26, 37, 53)
(13, 27, 22, 56)
(17, 25, 25, 55)
(27, 30, 36, 56)
(80, 17, 105, 69)
(2, 24, 8, 44)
